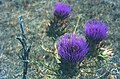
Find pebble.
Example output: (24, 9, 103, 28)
(107, 75, 115, 79)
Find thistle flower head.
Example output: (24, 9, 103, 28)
(54, 2, 72, 19)
(56, 33, 89, 63)
(84, 19, 108, 42)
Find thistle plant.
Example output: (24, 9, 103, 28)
(40, 2, 112, 79)
(54, 2, 72, 20)
(56, 33, 89, 78)
(46, 2, 72, 39)
(84, 19, 108, 43)
(84, 19, 109, 57)
(57, 33, 89, 63)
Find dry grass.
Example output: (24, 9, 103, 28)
(0, 0, 120, 79)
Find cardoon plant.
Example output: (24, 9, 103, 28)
(84, 19, 108, 57)
(56, 33, 89, 77)
(46, 2, 72, 39)
(84, 19, 108, 43)
(54, 2, 72, 20)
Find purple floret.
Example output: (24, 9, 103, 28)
(54, 2, 72, 19)
(56, 33, 89, 63)
(84, 19, 108, 42)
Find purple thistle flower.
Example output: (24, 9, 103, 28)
(84, 19, 108, 42)
(56, 33, 89, 63)
(54, 2, 72, 19)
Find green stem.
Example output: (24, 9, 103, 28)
(73, 14, 81, 33)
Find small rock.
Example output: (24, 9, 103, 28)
(113, 63, 118, 68)
(107, 75, 115, 79)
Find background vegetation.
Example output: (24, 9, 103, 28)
(0, 0, 120, 79)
